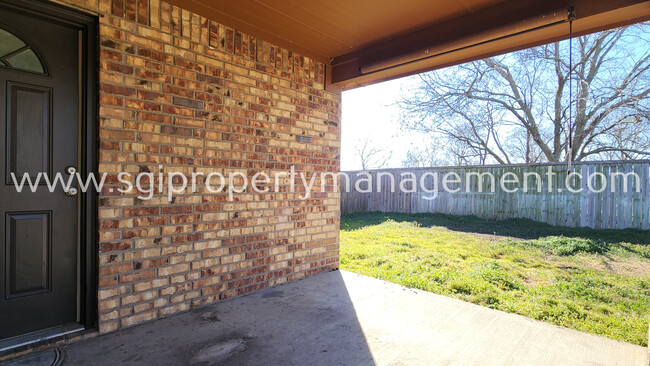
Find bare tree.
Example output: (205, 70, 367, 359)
(505, 129, 545, 164)
(355, 138, 392, 170)
(402, 142, 444, 167)
(399, 24, 650, 165)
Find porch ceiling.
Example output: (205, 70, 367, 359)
(168, 0, 650, 90)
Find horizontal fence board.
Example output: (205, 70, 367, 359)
(340, 161, 650, 230)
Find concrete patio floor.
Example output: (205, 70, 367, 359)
(11, 270, 650, 365)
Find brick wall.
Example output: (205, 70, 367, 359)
(52, 0, 341, 333)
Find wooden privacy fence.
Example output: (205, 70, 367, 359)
(340, 161, 650, 230)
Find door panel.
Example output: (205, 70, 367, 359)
(0, 5, 81, 342)
(6, 82, 52, 183)
(5, 211, 51, 298)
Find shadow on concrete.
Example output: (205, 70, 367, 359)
(58, 270, 650, 365)
(342, 212, 650, 244)
(63, 270, 376, 366)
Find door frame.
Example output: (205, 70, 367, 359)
(0, 0, 98, 343)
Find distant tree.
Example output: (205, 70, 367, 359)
(355, 137, 392, 170)
(399, 24, 650, 165)
(402, 141, 445, 167)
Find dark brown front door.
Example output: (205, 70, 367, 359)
(0, 4, 81, 343)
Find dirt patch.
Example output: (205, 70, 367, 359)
(189, 338, 247, 365)
(605, 260, 650, 276)
(557, 265, 578, 270)
(583, 257, 650, 276)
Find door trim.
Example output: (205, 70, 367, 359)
(0, 0, 98, 343)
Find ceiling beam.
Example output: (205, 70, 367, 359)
(330, 0, 650, 90)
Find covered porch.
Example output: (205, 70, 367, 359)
(0, 0, 648, 361)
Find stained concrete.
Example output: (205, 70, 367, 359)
(47, 270, 650, 365)
(2, 348, 63, 366)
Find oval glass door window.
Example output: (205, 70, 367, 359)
(0, 27, 46, 74)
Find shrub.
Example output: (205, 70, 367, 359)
(534, 236, 609, 255)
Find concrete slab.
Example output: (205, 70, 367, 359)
(54, 270, 650, 365)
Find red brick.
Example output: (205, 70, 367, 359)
(84, 0, 341, 335)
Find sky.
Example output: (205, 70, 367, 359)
(340, 77, 422, 171)
(339, 24, 649, 171)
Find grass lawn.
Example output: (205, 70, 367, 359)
(340, 212, 650, 346)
